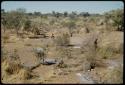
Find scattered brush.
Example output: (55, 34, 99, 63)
(2, 56, 37, 83)
(101, 65, 123, 84)
(56, 60, 68, 68)
(18, 69, 33, 80)
(97, 46, 122, 59)
(54, 33, 70, 46)
(2, 59, 22, 75)
(3, 35, 10, 43)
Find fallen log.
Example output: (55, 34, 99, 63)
(21, 58, 59, 70)
(40, 58, 57, 65)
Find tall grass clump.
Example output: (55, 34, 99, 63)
(54, 33, 70, 46)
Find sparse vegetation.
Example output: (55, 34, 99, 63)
(67, 20, 76, 37)
(1, 2, 123, 84)
(104, 9, 124, 31)
(24, 19, 32, 32)
(54, 33, 70, 46)
(2, 35, 10, 43)
(102, 65, 123, 84)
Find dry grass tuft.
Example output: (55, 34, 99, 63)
(102, 66, 123, 84)
(2, 35, 10, 43)
(54, 33, 70, 46)
(18, 69, 33, 80)
(2, 57, 36, 83)
(2, 59, 22, 75)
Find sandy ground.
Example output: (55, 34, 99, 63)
(3, 37, 81, 83)
(2, 31, 123, 83)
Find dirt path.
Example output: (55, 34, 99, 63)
(76, 72, 95, 84)
(106, 58, 123, 69)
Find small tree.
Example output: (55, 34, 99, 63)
(16, 8, 26, 13)
(64, 11, 68, 17)
(31, 22, 41, 35)
(1, 15, 7, 33)
(1, 9, 5, 14)
(104, 9, 124, 31)
(112, 9, 124, 31)
(55, 12, 60, 18)
(34, 12, 41, 16)
(69, 11, 77, 19)
(24, 19, 31, 32)
(79, 12, 90, 17)
(2, 8, 26, 34)
(52, 11, 56, 17)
